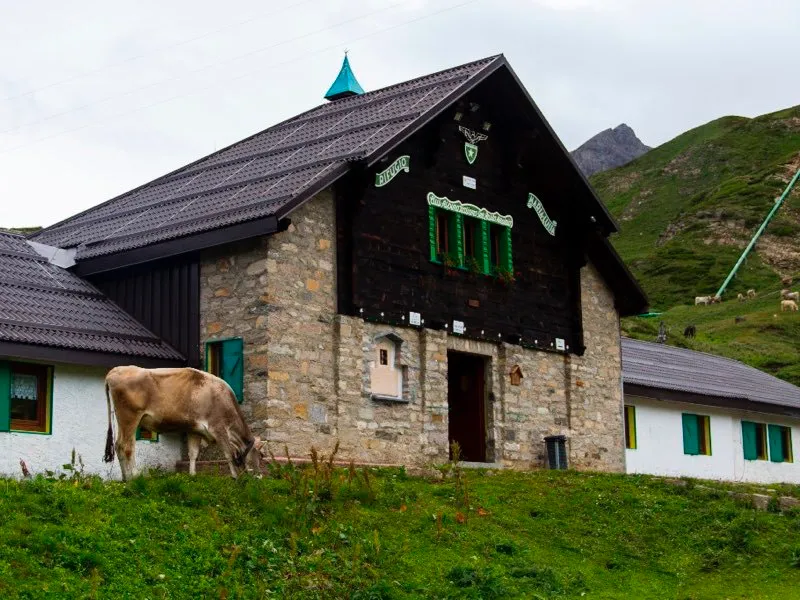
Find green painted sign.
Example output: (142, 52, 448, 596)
(427, 192, 513, 228)
(527, 193, 557, 236)
(374, 155, 410, 187)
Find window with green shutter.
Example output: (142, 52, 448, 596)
(682, 413, 711, 456)
(488, 223, 513, 277)
(205, 338, 244, 403)
(741, 421, 768, 461)
(428, 208, 512, 277)
(768, 424, 793, 463)
(0, 361, 54, 435)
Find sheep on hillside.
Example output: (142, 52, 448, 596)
(780, 299, 798, 312)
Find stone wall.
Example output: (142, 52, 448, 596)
(199, 191, 624, 471)
(567, 263, 625, 472)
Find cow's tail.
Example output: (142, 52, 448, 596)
(103, 382, 115, 463)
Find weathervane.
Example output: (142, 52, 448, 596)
(459, 125, 488, 165)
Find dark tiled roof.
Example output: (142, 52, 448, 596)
(622, 337, 800, 411)
(32, 56, 503, 259)
(0, 232, 183, 361)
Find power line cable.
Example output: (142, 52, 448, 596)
(0, 0, 483, 157)
(0, 0, 410, 136)
(0, 0, 318, 104)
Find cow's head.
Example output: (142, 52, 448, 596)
(235, 436, 265, 477)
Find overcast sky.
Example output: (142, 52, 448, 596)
(1, 0, 798, 227)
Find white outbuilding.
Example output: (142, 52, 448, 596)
(622, 338, 800, 484)
(0, 232, 185, 479)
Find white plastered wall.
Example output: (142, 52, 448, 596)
(0, 363, 182, 480)
(625, 395, 800, 484)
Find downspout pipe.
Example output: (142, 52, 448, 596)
(715, 167, 800, 298)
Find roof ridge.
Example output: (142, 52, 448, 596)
(293, 54, 503, 121)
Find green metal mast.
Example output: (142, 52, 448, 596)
(715, 167, 800, 298)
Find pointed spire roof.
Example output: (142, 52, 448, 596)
(324, 54, 365, 101)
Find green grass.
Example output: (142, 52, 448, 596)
(592, 105, 800, 310)
(622, 291, 800, 385)
(2, 465, 799, 599)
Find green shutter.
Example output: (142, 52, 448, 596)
(450, 213, 463, 266)
(480, 221, 491, 274)
(501, 227, 513, 274)
(221, 338, 244, 403)
(428, 206, 437, 262)
(0, 361, 9, 432)
(682, 413, 700, 455)
(768, 425, 785, 463)
(741, 421, 758, 460)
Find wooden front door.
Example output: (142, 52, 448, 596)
(447, 352, 486, 462)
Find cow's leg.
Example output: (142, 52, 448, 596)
(114, 409, 139, 482)
(211, 429, 240, 478)
(187, 434, 202, 476)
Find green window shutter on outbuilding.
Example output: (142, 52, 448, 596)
(221, 338, 244, 403)
(682, 413, 700, 455)
(428, 206, 437, 262)
(0, 361, 10, 432)
(768, 424, 785, 463)
(741, 421, 758, 460)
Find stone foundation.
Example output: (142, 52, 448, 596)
(199, 191, 624, 471)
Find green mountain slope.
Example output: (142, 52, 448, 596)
(593, 105, 800, 310)
(592, 106, 800, 385)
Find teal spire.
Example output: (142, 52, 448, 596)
(324, 54, 365, 101)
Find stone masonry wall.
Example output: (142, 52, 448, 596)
(199, 190, 624, 470)
(566, 263, 625, 472)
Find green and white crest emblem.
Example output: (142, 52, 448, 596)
(464, 143, 478, 165)
(459, 126, 488, 165)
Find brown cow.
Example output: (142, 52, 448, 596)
(104, 366, 263, 481)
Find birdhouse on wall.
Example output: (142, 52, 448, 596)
(510, 365, 523, 386)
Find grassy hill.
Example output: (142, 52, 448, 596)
(1, 465, 799, 599)
(591, 106, 800, 385)
(592, 105, 800, 310)
(621, 293, 800, 385)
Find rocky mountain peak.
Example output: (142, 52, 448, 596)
(571, 124, 651, 178)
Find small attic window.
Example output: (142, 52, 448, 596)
(370, 333, 406, 402)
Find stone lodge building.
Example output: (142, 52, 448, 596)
(27, 55, 647, 472)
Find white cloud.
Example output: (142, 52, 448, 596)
(0, 0, 798, 226)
